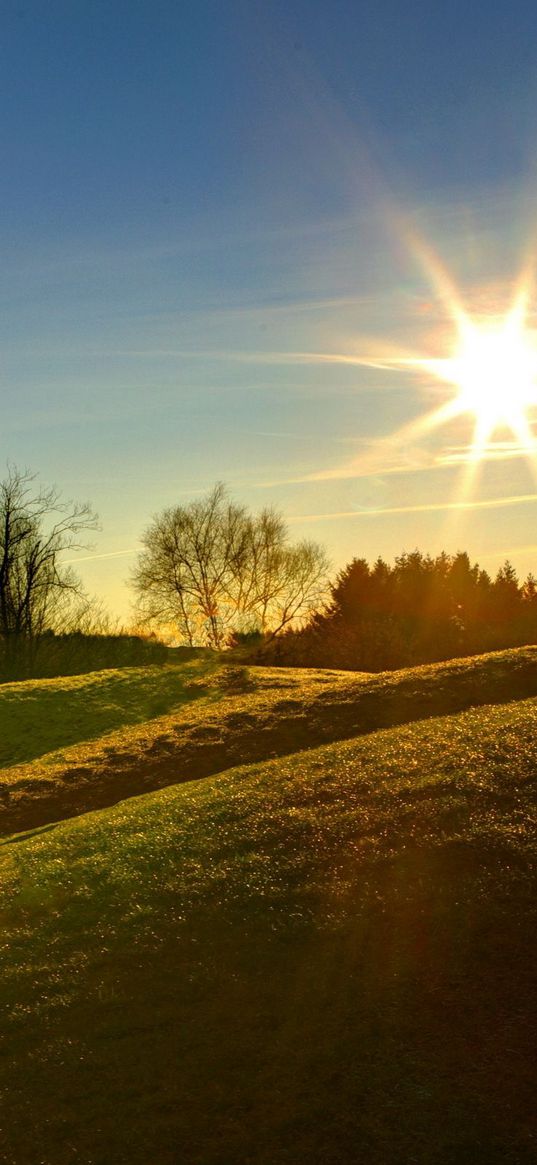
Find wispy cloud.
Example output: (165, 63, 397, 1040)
(438, 440, 537, 465)
(63, 548, 140, 564)
(107, 347, 418, 371)
(288, 491, 537, 523)
(478, 543, 537, 563)
(254, 453, 437, 490)
(254, 419, 537, 489)
(253, 427, 445, 488)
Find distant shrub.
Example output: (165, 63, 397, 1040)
(0, 632, 168, 683)
(227, 629, 265, 650)
(215, 665, 257, 694)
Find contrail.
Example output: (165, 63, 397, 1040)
(288, 492, 537, 522)
(63, 547, 140, 564)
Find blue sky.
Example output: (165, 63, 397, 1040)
(3, 0, 537, 616)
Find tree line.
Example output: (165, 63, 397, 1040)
(0, 468, 327, 678)
(1, 464, 536, 679)
(255, 550, 537, 670)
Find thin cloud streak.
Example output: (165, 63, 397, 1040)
(438, 441, 537, 465)
(64, 548, 140, 564)
(99, 293, 380, 331)
(288, 492, 537, 523)
(253, 450, 445, 489)
(107, 347, 432, 374)
(478, 543, 537, 562)
(255, 438, 537, 489)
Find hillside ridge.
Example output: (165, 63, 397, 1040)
(2, 645, 537, 836)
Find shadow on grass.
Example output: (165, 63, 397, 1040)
(0, 821, 59, 846)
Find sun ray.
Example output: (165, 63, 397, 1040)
(401, 226, 471, 333)
(249, 238, 537, 496)
(316, 397, 467, 484)
(444, 412, 490, 532)
(345, 244, 537, 493)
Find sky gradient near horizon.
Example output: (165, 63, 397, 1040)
(4, 0, 537, 617)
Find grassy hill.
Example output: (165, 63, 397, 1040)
(2, 645, 537, 835)
(0, 656, 221, 768)
(1, 686, 536, 1164)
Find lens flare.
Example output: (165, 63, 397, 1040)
(424, 304, 537, 458)
(326, 250, 537, 492)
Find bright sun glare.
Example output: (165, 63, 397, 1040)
(431, 307, 537, 454)
(344, 243, 537, 489)
(314, 239, 537, 502)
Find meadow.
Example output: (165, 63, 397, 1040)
(1, 648, 536, 1163)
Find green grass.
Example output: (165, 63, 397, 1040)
(1, 697, 536, 1164)
(5, 644, 537, 775)
(0, 657, 223, 767)
(3, 645, 537, 836)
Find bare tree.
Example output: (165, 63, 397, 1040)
(0, 466, 99, 670)
(132, 483, 329, 648)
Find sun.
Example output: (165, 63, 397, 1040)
(430, 308, 537, 454)
(312, 242, 537, 492)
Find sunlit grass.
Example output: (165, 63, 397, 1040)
(4, 696, 536, 934)
(0, 658, 221, 768)
(3, 646, 537, 837)
(1, 696, 536, 1164)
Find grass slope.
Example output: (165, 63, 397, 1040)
(3, 645, 537, 835)
(1, 697, 536, 1164)
(0, 657, 220, 768)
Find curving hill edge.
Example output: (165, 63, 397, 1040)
(2, 645, 537, 836)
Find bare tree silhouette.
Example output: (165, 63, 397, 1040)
(0, 466, 99, 672)
(132, 483, 328, 648)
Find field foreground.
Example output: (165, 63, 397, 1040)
(1, 651, 536, 1164)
